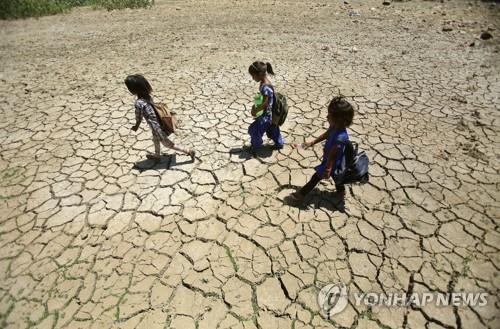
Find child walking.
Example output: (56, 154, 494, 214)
(125, 74, 195, 161)
(289, 96, 355, 202)
(247, 61, 284, 150)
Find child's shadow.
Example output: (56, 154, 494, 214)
(132, 154, 193, 172)
(229, 145, 274, 159)
(282, 186, 345, 212)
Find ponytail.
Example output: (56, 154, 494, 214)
(249, 61, 275, 76)
(265, 62, 275, 75)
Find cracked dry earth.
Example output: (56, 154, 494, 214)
(0, 0, 499, 328)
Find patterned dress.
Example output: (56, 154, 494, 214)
(134, 98, 174, 155)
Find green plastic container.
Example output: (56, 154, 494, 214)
(253, 93, 264, 117)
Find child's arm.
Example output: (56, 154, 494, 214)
(251, 96, 268, 117)
(305, 131, 328, 148)
(131, 105, 142, 131)
(322, 145, 339, 179)
(293, 131, 328, 149)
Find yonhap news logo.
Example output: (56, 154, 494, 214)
(318, 282, 490, 318)
(317, 283, 349, 317)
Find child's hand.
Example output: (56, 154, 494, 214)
(303, 141, 313, 149)
(251, 105, 261, 117)
(131, 125, 138, 132)
(293, 141, 313, 150)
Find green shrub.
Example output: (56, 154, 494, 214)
(0, 0, 69, 19)
(90, 0, 152, 11)
(0, 0, 152, 20)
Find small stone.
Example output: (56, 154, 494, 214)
(383, 0, 391, 5)
(442, 27, 453, 32)
(480, 31, 492, 40)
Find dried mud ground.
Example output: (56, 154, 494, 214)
(0, 0, 499, 328)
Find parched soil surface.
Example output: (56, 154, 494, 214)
(0, 0, 499, 328)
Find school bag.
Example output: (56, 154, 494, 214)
(332, 141, 369, 185)
(267, 85, 288, 127)
(151, 102, 178, 136)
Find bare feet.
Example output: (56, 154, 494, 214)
(286, 191, 305, 204)
(335, 188, 346, 200)
(188, 150, 196, 161)
(146, 153, 161, 161)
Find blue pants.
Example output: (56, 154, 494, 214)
(248, 114, 284, 148)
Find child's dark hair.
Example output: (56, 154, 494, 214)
(124, 74, 152, 101)
(248, 61, 275, 76)
(328, 96, 354, 128)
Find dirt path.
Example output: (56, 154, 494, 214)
(0, 0, 499, 328)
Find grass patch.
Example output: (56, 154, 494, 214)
(223, 245, 239, 272)
(0, 0, 153, 20)
(0, 167, 23, 184)
(90, 0, 153, 11)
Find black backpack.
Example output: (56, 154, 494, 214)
(332, 141, 369, 185)
(267, 85, 288, 127)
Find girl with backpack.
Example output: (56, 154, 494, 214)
(289, 96, 355, 202)
(125, 74, 195, 161)
(247, 61, 284, 150)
